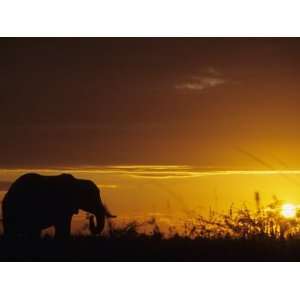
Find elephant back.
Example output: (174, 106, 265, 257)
(2, 173, 76, 215)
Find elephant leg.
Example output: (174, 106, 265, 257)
(26, 229, 41, 240)
(3, 228, 18, 240)
(55, 216, 72, 239)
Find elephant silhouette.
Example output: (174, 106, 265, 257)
(1, 173, 116, 239)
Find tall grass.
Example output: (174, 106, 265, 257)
(105, 193, 300, 240)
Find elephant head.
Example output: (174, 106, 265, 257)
(75, 179, 116, 235)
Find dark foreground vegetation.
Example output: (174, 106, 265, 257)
(2, 235, 300, 261)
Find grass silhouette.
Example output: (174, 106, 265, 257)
(2, 193, 300, 261)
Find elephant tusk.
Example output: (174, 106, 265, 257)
(103, 204, 116, 218)
(106, 212, 117, 218)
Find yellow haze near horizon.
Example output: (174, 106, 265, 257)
(1, 166, 300, 234)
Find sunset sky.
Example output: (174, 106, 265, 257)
(2, 38, 300, 231)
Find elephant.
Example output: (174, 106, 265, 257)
(1, 173, 116, 239)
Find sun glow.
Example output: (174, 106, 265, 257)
(281, 203, 297, 219)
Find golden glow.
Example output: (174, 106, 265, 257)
(281, 203, 297, 219)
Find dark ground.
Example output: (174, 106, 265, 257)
(1, 236, 300, 261)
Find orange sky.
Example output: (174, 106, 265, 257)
(2, 38, 300, 232)
(1, 38, 300, 169)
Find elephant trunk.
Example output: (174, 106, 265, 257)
(88, 190, 116, 235)
(89, 212, 105, 235)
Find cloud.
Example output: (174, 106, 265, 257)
(2, 166, 300, 180)
(96, 184, 118, 189)
(127, 169, 300, 179)
(175, 67, 226, 92)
